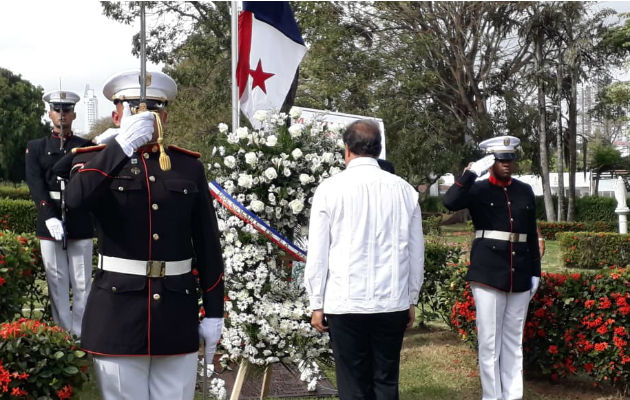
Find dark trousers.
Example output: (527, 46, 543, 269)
(326, 310, 409, 400)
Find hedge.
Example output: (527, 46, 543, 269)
(448, 264, 630, 391)
(0, 183, 31, 201)
(558, 232, 630, 269)
(0, 198, 36, 235)
(0, 231, 48, 321)
(535, 195, 618, 222)
(538, 221, 617, 240)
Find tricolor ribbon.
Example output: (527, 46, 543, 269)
(208, 181, 307, 262)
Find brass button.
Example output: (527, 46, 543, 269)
(507, 201, 511, 205)
(512, 251, 516, 255)
(153, 293, 160, 301)
(185, 289, 190, 295)
(47, 152, 51, 155)
(152, 233, 160, 240)
(490, 202, 494, 206)
(112, 286, 117, 293)
(510, 218, 514, 222)
(512, 268, 515, 272)
(504, 187, 507, 191)
(118, 186, 124, 191)
(152, 203, 159, 211)
(183, 189, 188, 194)
(149, 176, 156, 182)
(152, 145, 158, 153)
(143, 153, 150, 159)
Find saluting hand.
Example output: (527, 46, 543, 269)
(115, 102, 155, 157)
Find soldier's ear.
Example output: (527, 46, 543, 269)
(111, 110, 122, 127)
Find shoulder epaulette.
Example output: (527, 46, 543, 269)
(168, 145, 201, 158)
(72, 144, 106, 154)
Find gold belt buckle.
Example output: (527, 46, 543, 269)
(509, 233, 518, 242)
(146, 261, 166, 277)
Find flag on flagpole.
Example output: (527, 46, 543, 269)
(237, 2, 306, 128)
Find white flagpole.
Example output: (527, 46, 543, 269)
(231, 1, 239, 132)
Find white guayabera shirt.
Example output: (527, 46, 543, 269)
(304, 157, 425, 314)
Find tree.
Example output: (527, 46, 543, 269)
(0, 68, 50, 182)
(589, 139, 624, 194)
(87, 116, 117, 140)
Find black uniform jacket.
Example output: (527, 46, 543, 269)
(65, 141, 225, 356)
(25, 133, 94, 240)
(443, 171, 541, 292)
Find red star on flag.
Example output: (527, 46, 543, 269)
(249, 59, 275, 93)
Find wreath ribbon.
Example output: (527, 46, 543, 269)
(208, 181, 307, 262)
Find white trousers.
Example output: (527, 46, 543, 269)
(40, 238, 93, 337)
(93, 353, 198, 400)
(471, 283, 531, 400)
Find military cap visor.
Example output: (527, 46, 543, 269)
(50, 103, 75, 112)
(114, 99, 168, 111)
(493, 152, 517, 161)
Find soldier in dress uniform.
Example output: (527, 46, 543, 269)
(443, 136, 545, 400)
(25, 90, 94, 337)
(63, 71, 224, 400)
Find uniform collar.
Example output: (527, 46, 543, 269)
(347, 157, 379, 169)
(51, 131, 73, 139)
(489, 174, 512, 187)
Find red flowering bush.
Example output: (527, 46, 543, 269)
(0, 319, 89, 399)
(537, 221, 616, 240)
(448, 264, 630, 391)
(0, 231, 48, 321)
(558, 232, 630, 269)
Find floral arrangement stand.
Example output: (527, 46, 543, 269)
(229, 359, 271, 400)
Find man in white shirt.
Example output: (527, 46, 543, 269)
(305, 120, 425, 400)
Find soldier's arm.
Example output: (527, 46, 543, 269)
(192, 161, 225, 318)
(65, 142, 126, 210)
(25, 141, 60, 221)
(442, 170, 477, 211)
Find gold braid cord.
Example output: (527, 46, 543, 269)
(152, 111, 171, 171)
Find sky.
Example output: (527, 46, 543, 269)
(1, 1, 628, 135)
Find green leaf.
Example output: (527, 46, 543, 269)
(63, 366, 79, 375)
(54, 351, 65, 359)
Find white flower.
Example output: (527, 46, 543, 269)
(224, 156, 236, 169)
(250, 200, 265, 213)
(218, 123, 229, 133)
(291, 148, 303, 160)
(322, 152, 334, 164)
(237, 174, 253, 188)
(236, 127, 249, 139)
(263, 167, 278, 180)
(283, 168, 292, 177)
(289, 199, 304, 214)
(337, 139, 345, 149)
(253, 110, 269, 121)
(288, 124, 304, 138)
(265, 135, 278, 147)
(289, 106, 302, 119)
(299, 174, 313, 185)
(245, 152, 257, 166)
(329, 166, 342, 176)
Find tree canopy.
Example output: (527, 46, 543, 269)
(0, 68, 50, 182)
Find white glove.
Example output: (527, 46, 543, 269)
(199, 318, 223, 362)
(114, 102, 155, 157)
(530, 276, 540, 300)
(93, 128, 120, 144)
(469, 155, 496, 176)
(45, 218, 64, 241)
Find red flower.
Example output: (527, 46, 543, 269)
(584, 300, 595, 309)
(614, 326, 627, 337)
(584, 362, 594, 373)
(548, 345, 559, 355)
(0, 277, 5, 287)
(10, 387, 27, 397)
(56, 385, 73, 400)
(598, 297, 611, 310)
(597, 325, 608, 335)
(594, 342, 609, 352)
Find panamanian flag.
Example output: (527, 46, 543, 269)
(237, 2, 306, 127)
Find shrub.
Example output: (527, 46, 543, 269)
(416, 241, 461, 325)
(558, 232, 630, 269)
(538, 221, 617, 240)
(448, 265, 630, 390)
(422, 215, 442, 236)
(0, 199, 36, 235)
(421, 196, 448, 213)
(535, 195, 617, 222)
(0, 318, 89, 399)
(0, 184, 31, 201)
(0, 231, 48, 321)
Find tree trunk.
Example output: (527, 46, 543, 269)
(536, 32, 556, 221)
(556, 64, 565, 221)
(567, 62, 579, 221)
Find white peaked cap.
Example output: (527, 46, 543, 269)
(43, 90, 80, 105)
(102, 70, 177, 102)
(479, 135, 520, 160)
